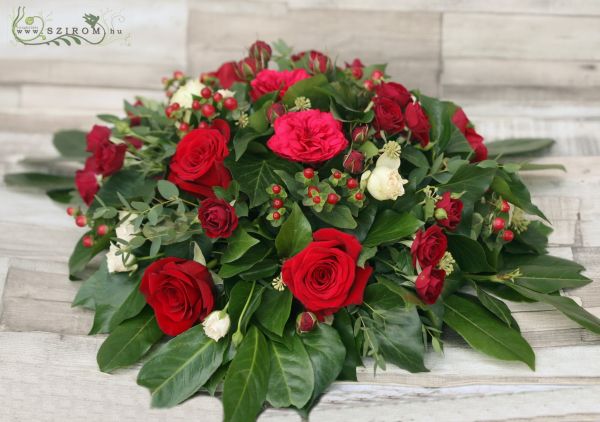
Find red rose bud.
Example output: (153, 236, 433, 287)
(343, 150, 365, 174)
(308, 50, 332, 74)
(371, 69, 384, 80)
(236, 57, 260, 80)
(375, 82, 412, 108)
(248, 40, 272, 64)
(492, 217, 506, 232)
(266, 102, 286, 123)
(198, 198, 239, 239)
(415, 266, 446, 305)
(411, 225, 447, 269)
(363, 79, 375, 91)
(173, 70, 184, 80)
(351, 66, 363, 79)
(346, 58, 364, 79)
(503, 229, 515, 242)
(405, 102, 431, 147)
(296, 312, 317, 333)
(352, 125, 369, 144)
(435, 192, 463, 231)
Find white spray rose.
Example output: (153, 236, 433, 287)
(170, 79, 206, 109)
(107, 212, 139, 273)
(217, 89, 235, 99)
(364, 141, 408, 201)
(202, 311, 231, 342)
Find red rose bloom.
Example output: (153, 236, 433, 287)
(345, 58, 364, 79)
(415, 266, 446, 305)
(249, 40, 272, 64)
(435, 192, 463, 231)
(249, 69, 310, 101)
(75, 168, 99, 206)
(373, 96, 404, 135)
(168, 128, 232, 198)
(343, 150, 365, 174)
(140, 257, 215, 336)
(267, 110, 348, 164)
(85, 125, 127, 177)
(405, 102, 431, 147)
(452, 108, 488, 162)
(375, 82, 412, 108)
(281, 228, 373, 318)
(294, 50, 331, 74)
(208, 61, 244, 89)
(198, 198, 238, 239)
(411, 225, 447, 269)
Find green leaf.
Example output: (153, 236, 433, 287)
(519, 162, 566, 172)
(267, 334, 314, 408)
(363, 210, 423, 247)
(137, 325, 227, 407)
(311, 205, 357, 229)
(504, 221, 552, 255)
(53, 130, 87, 159)
(4, 172, 74, 190)
(275, 202, 312, 257)
(221, 228, 260, 264)
(507, 284, 600, 335)
(46, 188, 77, 204)
(228, 282, 265, 334)
(438, 165, 496, 203)
(447, 234, 496, 273)
(219, 243, 273, 278)
(491, 170, 547, 221)
(254, 289, 293, 337)
(300, 324, 345, 408)
(487, 138, 554, 157)
(473, 284, 520, 330)
(332, 309, 361, 381)
(157, 180, 179, 200)
(97, 307, 163, 373)
(223, 327, 270, 422)
(233, 128, 271, 161)
(68, 233, 110, 277)
(443, 294, 535, 369)
(282, 74, 330, 111)
(90, 170, 155, 213)
(72, 261, 108, 309)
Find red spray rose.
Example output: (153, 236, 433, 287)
(292, 50, 332, 73)
(249, 40, 272, 64)
(168, 128, 232, 198)
(124, 136, 143, 149)
(411, 225, 447, 269)
(236, 57, 261, 80)
(451, 108, 488, 162)
(75, 168, 99, 206)
(435, 192, 463, 231)
(296, 311, 317, 333)
(267, 110, 348, 164)
(415, 266, 446, 305)
(140, 257, 215, 336)
(249, 69, 310, 101)
(266, 102, 286, 123)
(281, 228, 373, 318)
(343, 150, 365, 174)
(345, 58, 364, 79)
(405, 102, 431, 147)
(375, 82, 412, 108)
(85, 125, 127, 177)
(209, 61, 243, 89)
(198, 198, 239, 239)
(373, 96, 404, 135)
(351, 125, 368, 143)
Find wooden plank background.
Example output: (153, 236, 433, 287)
(1, 1, 600, 420)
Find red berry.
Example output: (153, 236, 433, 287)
(192, 99, 201, 110)
(327, 193, 339, 205)
(303, 168, 315, 179)
(355, 192, 364, 201)
(500, 200, 511, 213)
(201, 104, 216, 117)
(82, 235, 94, 248)
(273, 199, 284, 209)
(272, 211, 281, 220)
(492, 217, 506, 232)
(503, 230, 515, 242)
(173, 70, 184, 80)
(96, 224, 108, 236)
(312, 196, 321, 204)
(364, 80, 375, 91)
(351, 67, 363, 79)
(307, 186, 320, 198)
(165, 106, 174, 118)
(66, 207, 75, 216)
(213, 92, 223, 102)
(346, 178, 358, 189)
(333, 171, 342, 179)
(75, 215, 87, 227)
(201, 87, 212, 98)
(171, 102, 180, 110)
(198, 121, 209, 129)
(161, 77, 169, 85)
(166, 91, 173, 98)
(179, 122, 189, 132)
(272, 184, 282, 194)
(371, 70, 384, 80)
(223, 97, 238, 111)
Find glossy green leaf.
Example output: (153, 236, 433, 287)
(447, 234, 496, 273)
(228, 282, 265, 334)
(97, 307, 163, 373)
(53, 129, 87, 158)
(282, 74, 330, 110)
(438, 165, 496, 203)
(233, 128, 272, 161)
(137, 325, 227, 407)
(222, 327, 270, 422)
(363, 210, 423, 247)
(68, 233, 110, 278)
(444, 294, 535, 369)
(332, 308, 361, 381)
(219, 243, 273, 278)
(473, 284, 520, 331)
(275, 202, 312, 257)
(254, 288, 293, 337)
(72, 260, 109, 309)
(491, 170, 547, 221)
(221, 228, 260, 264)
(486, 138, 554, 157)
(311, 205, 357, 229)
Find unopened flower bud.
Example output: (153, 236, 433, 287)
(343, 150, 365, 174)
(296, 312, 317, 334)
(232, 330, 244, 347)
(236, 57, 260, 80)
(248, 40, 272, 65)
(267, 103, 286, 123)
(202, 311, 231, 342)
(434, 208, 448, 221)
(352, 126, 368, 144)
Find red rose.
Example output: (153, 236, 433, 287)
(198, 198, 238, 239)
(373, 96, 404, 135)
(266, 102, 286, 123)
(345, 58, 364, 79)
(375, 82, 412, 108)
(343, 150, 365, 174)
(168, 128, 232, 198)
(435, 192, 463, 231)
(86, 125, 111, 152)
(140, 257, 215, 336)
(411, 225, 447, 269)
(267, 110, 348, 164)
(209, 118, 231, 142)
(415, 266, 446, 305)
(296, 311, 317, 333)
(210, 61, 243, 89)
(75, 168, 99, 206)
(85, 125, 127, 177)
(451, 108, 488, 162)
(249, 69, 310, 102)
(237, 57, 261, 80)
(405, 102, 431, 147)
(249, 40, 272, 65)
(281, 228, 373, 318)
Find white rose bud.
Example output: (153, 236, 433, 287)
(366, 166, 408, 201)
(106, 244, 137, 273)
(202, 311, 231, 342)
(170, 79, 206, 109)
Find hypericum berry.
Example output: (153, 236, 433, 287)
(500, 200, 511, 213)
(272, 184, 282, 194)
(166, 90, 173, 98)
(192, 99, 201, 110)
(198, 121, 209, 129)
(96, 224, 109, 236)
(272, 211, 281, 220)
(179, 122, 189, 132)
(312, 196, 321, 204)
(346, 178, 358, 189)
(224, 97, 238, 111)
(492, 217, 506, 232)
(75, 215, 87, 227)
(307, 186, 320, 198)
(82, 235, 94, 248)
(165, 105, 174, 118)
(201, 87, 212, 98)
(303, 168, 315, 179)
(364, 79, 375, 91)
(273, 198, 284, 209)
(327, 193, 339, 205)
(371, 69, 384, 80)
(333, 171, 342, 179)
(171, 102, 180, 111)
(213, 92, 223, 103)
(201, 104, 216, 117)
(173, 70, 184, 80)
(355, 192, 364, 201)
(66, 207, 75, 216)
(503, 230, 515, 242)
